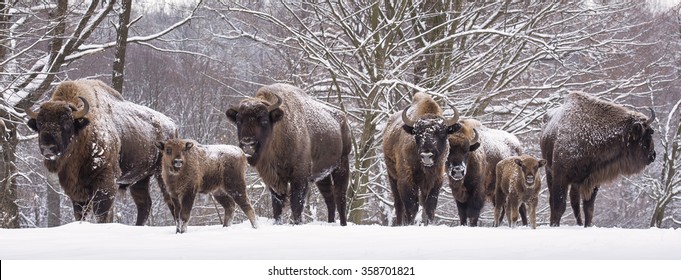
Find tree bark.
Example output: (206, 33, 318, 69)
(112, 0, 132, 93)
(46, 173, 62, 227)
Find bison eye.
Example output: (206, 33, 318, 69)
(165, 148, 172, 155)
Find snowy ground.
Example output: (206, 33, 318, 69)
(1, 217, 679, 260)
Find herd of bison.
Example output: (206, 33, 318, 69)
(22, 79, 656, 233)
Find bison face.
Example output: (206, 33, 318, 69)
(446, 129, 480, 181)
(514, 157, 546, 187)
(628, 108, 656, 165)
(226, 94, 283, 165)
(402, 106, 461, 168)
(156, 139, 194, 174)
(26, 97, 90, 161)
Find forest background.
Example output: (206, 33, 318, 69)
(2, 0, 681, 230)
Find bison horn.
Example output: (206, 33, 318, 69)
(401, 105, 415, 128)
(72, 97, 90, 119)
(268, 93, 282, 112)
(444, 104, 460, 127)
(645, 107, 655, 125)
(471, 128, 480, 145)
(25, 105, 39, 119)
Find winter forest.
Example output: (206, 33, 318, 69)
(1, 0, 681, 231)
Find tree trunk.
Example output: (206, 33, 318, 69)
(0, 120, 20, 228)
(112, 0, 132, 93)
(46, 173, 62, 227)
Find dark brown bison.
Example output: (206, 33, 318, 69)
(382, 92, 460, 226)
(447, 119, 523, 226)
(540, 91, 656, 227)
(156, 139, 258, 233)
(493, 154, 546, 229)
(26, 80, 177, 225)
(226, 83, 351, 226)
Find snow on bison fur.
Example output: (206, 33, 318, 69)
(156, 139, 258, 233)
(226, 83, 351, 226)
(26, 79, 177, 225)
(382, 92, 460, 226)
(540, 91, 656, 227)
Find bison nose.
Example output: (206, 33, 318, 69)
(240, 137, 257, 156)
(240, 137, 256, 146)
(420, 152, 434, 167)
(449, 163, 466, 181)
(172, 158, 183, 169)
(40, 144, 60, 160)
(526, 175, 535, 185)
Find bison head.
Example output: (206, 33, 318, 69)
(225, 93, 283, 165)
(156, 139, 193, 174)
(628, 108, 656, 165)
(26, 97, 90, 161)
(402, 105, 461, 168)
(514, 156, 546, 187)
(446, 128, 480, 181)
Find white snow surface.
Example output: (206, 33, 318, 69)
(1, 217, 679, 260)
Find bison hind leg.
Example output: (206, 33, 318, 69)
(315, 176, 337, 224)
(332, 166, 349, 226)
(213, 193, 236, 227)
(569, 185, 583, 226)
(128, 176, 152, 226)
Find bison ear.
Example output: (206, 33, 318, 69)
(184, 142, 194, 151)
(538, 159, 547, 168)
(269, 108, 284, 123)
(447, 123, 462, 134)
(630, 122, 644, 141)
(155, 141, 165, 151)
(514, 158, 523, 167)
(27, 119, 38, 131)
(225, 108, 238, 123)
(469, 142, 480, 152)
(74, 118, 90, 133)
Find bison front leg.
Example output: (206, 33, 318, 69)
(290, 179, 309, 225)
(528, 198, 538, 229)
(454, 200, 468, 226)
(269, 187, 286, 225)
(583, 186, 599, 227)
(422, 185, 441, 226)
(177, 191, 196, 234)
(128, 176, 152, 226)
(155, 175, 177, 221)
(569, 185, 582, 226)
(72, 201, 90, 222)
(519, 204, 528, 226)
(91, 188, 115, 223)
(398, 181, 418, 225)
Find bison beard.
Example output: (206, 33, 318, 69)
(540, 91, 656, 227)
(26, 79, 177, 225)
(226, 83, 351, 226)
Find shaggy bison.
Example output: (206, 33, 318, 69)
(156, 139, 258, 233)
(493, 154, 546, 229)
(226, 83, 351, 225)
(382, 92, 460, 226)
(447, 119, 523, 226)
(26, 79, 177, 225)
(540, 91, 656, 227)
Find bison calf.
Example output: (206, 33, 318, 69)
(157, 139, 258, 233)
(493, 155, 546, 229)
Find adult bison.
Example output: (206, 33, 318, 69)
(382, 93, 460, 226)
(540, 91, 656, 227)
(226, 83, 351, 226)
(26, 79, 177, 225)
(447, 119, 523, 226)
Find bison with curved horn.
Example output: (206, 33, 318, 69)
(226, 83, 351, 226)
(382, 92, 461, 226)
(26, 79, 177, 225)
(540, 91, 656, 227)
